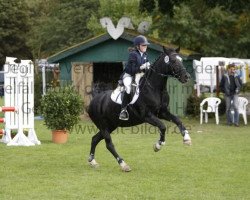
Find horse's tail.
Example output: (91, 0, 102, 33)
(87, 91, 112, 129)
(86, 98, 94, 121)
(87, 91, 107, 119)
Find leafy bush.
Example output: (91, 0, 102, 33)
(40, 86, 84, 131)
(186, 94, 226, 117)
(218, 97, 226, 115)
(34, 73, 43, 115)
(242, 82, 250, 93)
(186, 94, 203, 116)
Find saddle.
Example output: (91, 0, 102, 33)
(110, 72, 144, 105)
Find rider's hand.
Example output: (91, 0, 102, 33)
(140, 62, 150, 70)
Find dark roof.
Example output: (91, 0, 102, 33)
(47, 30, 199, 63)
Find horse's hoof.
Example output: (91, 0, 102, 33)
(89, 159, 99, 168)
(153, 143, 161, 152)
(183, 139, 192, 146)
(153, 142, 162, 152)
(121, 165, 132, 172)
(120, 161, 132, 172)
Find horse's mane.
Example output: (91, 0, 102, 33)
(150, 52, 164, 68)
(144, 52, 164, 78)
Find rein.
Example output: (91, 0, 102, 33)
(140, 54, 168, 90)
(149, 66, 168, 78)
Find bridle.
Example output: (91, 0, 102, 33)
(140, 52, 188, 90)
(148, 52, 186, 79)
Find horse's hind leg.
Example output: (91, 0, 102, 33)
(103, 130, 131, 172)
(88, 131, 104, 167)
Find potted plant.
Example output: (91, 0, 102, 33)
(40, 86, 84, 143)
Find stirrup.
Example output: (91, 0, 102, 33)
(119, 109, 129, 120)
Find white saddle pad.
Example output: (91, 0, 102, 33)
(110, 72, 144, 105)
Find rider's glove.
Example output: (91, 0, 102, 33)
(140, 62, 150, 70)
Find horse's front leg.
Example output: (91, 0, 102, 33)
(88, 131, 104, 168)
(145, 112, 166, 152)
(159, 107, 192, 145)
(103, 129, 131, 172)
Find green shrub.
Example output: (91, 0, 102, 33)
(242, 82, 250, 93)
(34, 73, 43, 115)
(218, 97, 226, 115)
(187, 94, 226, 117)
(186, 94, 204, 116)
(40, 86, 84, 131)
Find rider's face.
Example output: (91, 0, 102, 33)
(139, 44, 147, 53)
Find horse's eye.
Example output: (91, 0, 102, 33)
(176, 55, 182, 62)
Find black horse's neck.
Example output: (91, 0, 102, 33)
(142, 54, 168, 91)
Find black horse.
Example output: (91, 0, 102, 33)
(88, 46, 191, 172)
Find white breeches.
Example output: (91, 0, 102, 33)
(123, 73, 133, 94)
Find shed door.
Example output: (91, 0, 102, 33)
(71, 62, 93, 110)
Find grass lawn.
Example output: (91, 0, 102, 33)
(0, 116, 250, 200)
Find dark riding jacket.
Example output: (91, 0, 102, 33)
(124, 49, 149, 76)
(220, 73, 242, 96)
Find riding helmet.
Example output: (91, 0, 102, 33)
(133, 35, 150, 46)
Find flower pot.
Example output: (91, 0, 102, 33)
(52, 130, 68, 144)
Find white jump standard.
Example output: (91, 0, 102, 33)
(0, 57, 40, 146)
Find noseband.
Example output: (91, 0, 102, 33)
(148, 53, 186, 79)
(168, 56, 187, 79)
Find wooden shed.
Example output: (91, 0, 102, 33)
(47, 31, 200, 116)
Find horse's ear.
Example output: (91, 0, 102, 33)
(163, 46, 167, 54)
(175, 46, 180, 53)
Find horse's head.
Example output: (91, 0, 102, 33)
(160, 46, 190, 83)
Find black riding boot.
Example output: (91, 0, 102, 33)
(119, 92, 130, 120)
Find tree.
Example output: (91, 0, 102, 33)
(27, 0, 100, 58)
(87, 0, 152, 36)
(140, 0, 186, 17)
(0, 0, 32, 68)
(23, 0, 250, 59)
(205, 0, 250, 14)
(139, 0, 155, 13)
(149, 0, 250, 57)
(235, 12, 250, 58)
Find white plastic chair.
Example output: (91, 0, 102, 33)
(200, 97, 221, 125)
(231, 97, 248, 125)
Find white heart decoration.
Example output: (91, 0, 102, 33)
(100, 17, 132, 40)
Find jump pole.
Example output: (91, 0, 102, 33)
(0, 107, 16, 143)
(0, 107, 16, 112)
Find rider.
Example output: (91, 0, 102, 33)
(119, 35, 151, 120)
